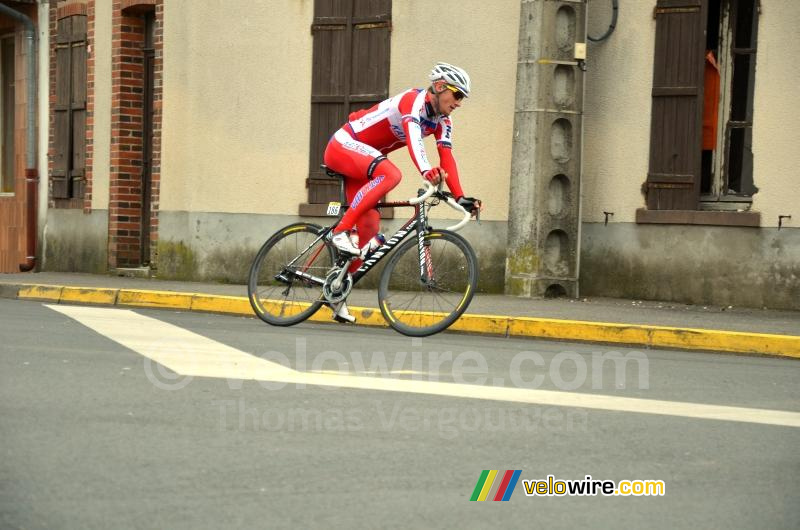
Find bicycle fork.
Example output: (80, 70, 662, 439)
(416, 207, 435, 285)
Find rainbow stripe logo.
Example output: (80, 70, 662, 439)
(470, 470, 522, 501)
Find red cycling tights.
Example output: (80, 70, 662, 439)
(324, 129, 402, 271)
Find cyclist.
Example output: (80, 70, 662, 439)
(323, 62, 482, 323)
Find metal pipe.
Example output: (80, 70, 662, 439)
(0, 3, 38, 271)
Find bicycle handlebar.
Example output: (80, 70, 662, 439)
(408, 180, 436, 204)
(408, 180, 472, 231)
(443, 197, 472, 231)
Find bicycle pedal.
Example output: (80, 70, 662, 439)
(332, 313, 356, 324)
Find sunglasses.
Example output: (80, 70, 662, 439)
(445, 84, 466, 101)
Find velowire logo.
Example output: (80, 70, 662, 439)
(469, 470, 522, 502)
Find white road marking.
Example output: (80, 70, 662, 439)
(48, 304, 800, 428)
(47, 304, 296, 381)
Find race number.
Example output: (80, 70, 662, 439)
(326, 202, 341, 216)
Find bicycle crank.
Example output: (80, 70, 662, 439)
(322, 268, 353, 303)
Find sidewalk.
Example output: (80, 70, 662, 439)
(1, 271, 798, 358)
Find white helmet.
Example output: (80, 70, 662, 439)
(429, 62, 471, 97)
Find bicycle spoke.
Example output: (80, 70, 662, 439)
(248, 224, 334, 326)
(378, 230, 477, 336)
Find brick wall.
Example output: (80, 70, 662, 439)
(108, 0, 163, 268)
(85, 0, 95, 213)
(109, 6, 146, 267)
(151, 0, 162, 260)
(46, 3, 56, 207)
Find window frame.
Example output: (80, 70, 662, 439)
(701, 0, 759, 206)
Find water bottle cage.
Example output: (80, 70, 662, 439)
(360, 233, 386, 260)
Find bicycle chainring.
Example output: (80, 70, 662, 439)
(322, 269, 353, 303)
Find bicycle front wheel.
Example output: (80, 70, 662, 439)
(378, 229, 478, 337)
(248, 223, 335, 326)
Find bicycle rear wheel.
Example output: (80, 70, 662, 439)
(248, 223, 335, 326)
(378, 229, 478, 337)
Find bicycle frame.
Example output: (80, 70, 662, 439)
(351, 199, 429, 282)
(314, 197, 430, 286)
(282, 169, 442, 290)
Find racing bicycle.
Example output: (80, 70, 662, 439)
(247, 166, 478, 337)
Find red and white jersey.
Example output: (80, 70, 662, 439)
(346, 88, 456, 176)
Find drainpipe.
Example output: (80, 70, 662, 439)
(0, 3, 38, 271)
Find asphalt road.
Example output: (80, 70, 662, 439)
(1, 299, 798, 529)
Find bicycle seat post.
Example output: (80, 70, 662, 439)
(320, 164, 348, 221)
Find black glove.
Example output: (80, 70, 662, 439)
(457, 196, 482, 216)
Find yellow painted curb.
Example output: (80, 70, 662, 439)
(191, 294, 252, 315)
(450, 313, 511, 335)
(509, 317, 653, 344)
(117, 289, 193, 310)
(646, 326, 800, 358)
(18, 284, 63, 301)
(7, 283, 799, 358)
(60, 286, 118, 305)
(507, 317, 800, 358)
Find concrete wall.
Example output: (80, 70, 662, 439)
(581, 223, 800, 310)
(42, 209, 107, 273)
(156, 211, 507, 292)
(574, 0, 800, 309)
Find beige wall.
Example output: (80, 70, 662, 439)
(160, 0, 517, 221)
(750, 1, 800, 227)
(161, 0, 313, 214)
(388, 0, 519, 222)
(583, 0, 655, 223)
(91, 0, 112, 211)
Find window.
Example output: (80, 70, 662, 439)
(644, 0, 760, 216)
(52, 14, 87, 202)
(300, 0, 391, 215)
(1, 34, 13, 194)
(701, 0, 759, 206)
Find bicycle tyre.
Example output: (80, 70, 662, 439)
(248, 222, 335, 326)
(378, 229, 478, 337)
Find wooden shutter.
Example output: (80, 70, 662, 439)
(52, 15, 87, 200)
(645, 0, 707, 210)
(306, 0, 391, 204)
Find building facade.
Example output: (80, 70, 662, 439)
(0, 0, 798, 309)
